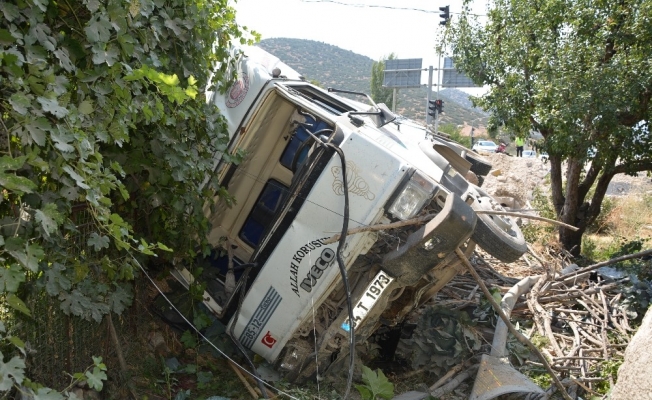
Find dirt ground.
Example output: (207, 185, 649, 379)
(479, 152, 652, 205)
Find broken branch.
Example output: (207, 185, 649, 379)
(455, 249, 573, 400)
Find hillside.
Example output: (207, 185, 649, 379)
(257, 38, 489, 131)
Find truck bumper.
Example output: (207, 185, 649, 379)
(381, 192, 477, 286)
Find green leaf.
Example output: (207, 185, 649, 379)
(9, 92, 32, 115)
(0, 28, 14, 45)
(0, 264, 26, 293)
(9, 243, 44, 272)
(84, 14, 112, 43)
(54, 48, 76, 72)
(0, 353, 26, 390)
(0, 155, 27, 170)
(92, 356, 106, 370)
(8, 336, 25, 351)
(91, 43, 119, 66)
(157, 242, 173, 252)
(63, 165, 90, 189)
(0, 2, 20, 21)
(180, 330, 197, 348)
(6, 294, 31, 317)
(108, 285, 132, 314)
(79, 100, 94, 115)
(32, 387, 65, 400)
(44, 263, 72, 296)
(84, 0, 101, 12)
(35, 203, 63, 237)
(31, 0, 49, 12)
(360, 365, 394, 400)
(85, 366, 107, 391)
(88, 232, 110, 251)
(37, 96, 69, 118)
(25, 117, 51, 146)
(50, 129, 75, 153)
(355, 384, 374, 400)
(0, 173, 37, 193)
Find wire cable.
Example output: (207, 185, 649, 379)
(300, 124, 356, 399)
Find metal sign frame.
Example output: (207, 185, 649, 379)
(441, 57, 478, 88)
(383, 58, 423, 89)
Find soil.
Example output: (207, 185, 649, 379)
(479, 152, 652, 206)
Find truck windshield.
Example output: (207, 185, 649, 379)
(287, 84, 355, 116)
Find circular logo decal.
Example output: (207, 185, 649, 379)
(225, 74, 249, 108)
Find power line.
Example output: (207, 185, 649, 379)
(301, 0, 442, 13)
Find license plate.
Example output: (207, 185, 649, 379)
(341, 270, 394, 332)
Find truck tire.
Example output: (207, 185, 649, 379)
(465, 151, 493, 177)
(469, 185, 527, 262)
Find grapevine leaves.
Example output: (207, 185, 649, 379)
(0, 353, 26, 391)
(1, 0, 255, 392)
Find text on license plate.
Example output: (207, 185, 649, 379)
(341, 270, 394, 332)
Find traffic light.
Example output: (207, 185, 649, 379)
(428, 100, 438, 118)
(439, 5, 450, 26)
(428, 99, 444, 118)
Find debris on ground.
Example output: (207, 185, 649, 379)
(385, 246, 652, 400)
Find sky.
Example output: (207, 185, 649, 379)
(232, 0, 488, 87)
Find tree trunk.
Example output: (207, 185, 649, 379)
(610, 307, 652, 399)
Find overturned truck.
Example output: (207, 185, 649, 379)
(172, 47, 527, 382)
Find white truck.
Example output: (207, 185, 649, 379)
(172, 47, 527, 382)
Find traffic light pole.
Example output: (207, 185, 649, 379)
(434, 54, 441, 135)
(426, 66, 433, 127)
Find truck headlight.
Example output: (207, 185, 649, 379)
(388, 171, 438, 220)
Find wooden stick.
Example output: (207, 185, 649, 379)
(455, 249, 573, 400)
(475, 210, 579, 231)
(557, 248, 652, 281)
(429, 361, 468, 391)
(323, 208, 582, 245)
(430, 365, 479, 398)
(229, 361, 261, 399)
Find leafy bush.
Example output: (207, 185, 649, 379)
(1, 0, 255, 394)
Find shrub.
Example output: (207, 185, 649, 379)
(0, 0, 255, 394)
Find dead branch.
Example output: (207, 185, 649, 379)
(429, 364, 479, 398)
(557, 248, 652, 280)
(229, 360, 262, 399)
(475, 210, 579, 231)
(455, 249, 573, 400)
(429, 360, 469, 391)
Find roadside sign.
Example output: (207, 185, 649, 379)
(383, 58, 423, 89)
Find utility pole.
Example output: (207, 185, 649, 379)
(426, 66, 433, 127)
(434, 54, 441, 135)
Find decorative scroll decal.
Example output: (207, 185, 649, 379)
(331, 161, 375, 200)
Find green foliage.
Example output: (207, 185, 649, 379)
(521, 187, 557, 243)
(0, 0, 255, 393)
(446, 0, 652, 254)
(586, 193, 616, 234)
(593, 358, 623, 394)
(370, 54, 395, 109)
(355, 365, 394, 400)
(0, 321, 106, 398)
(439, 123, 471, 148)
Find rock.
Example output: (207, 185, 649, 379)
(611, 307, 652, 399)
(148, 331, 170, 356)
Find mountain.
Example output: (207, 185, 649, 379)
(257, 38, 488, 132)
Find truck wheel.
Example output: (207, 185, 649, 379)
(465, 151, 493, 177)
(469, 185, 527, 262)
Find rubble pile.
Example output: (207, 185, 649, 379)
(398, 240, 650, 399)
